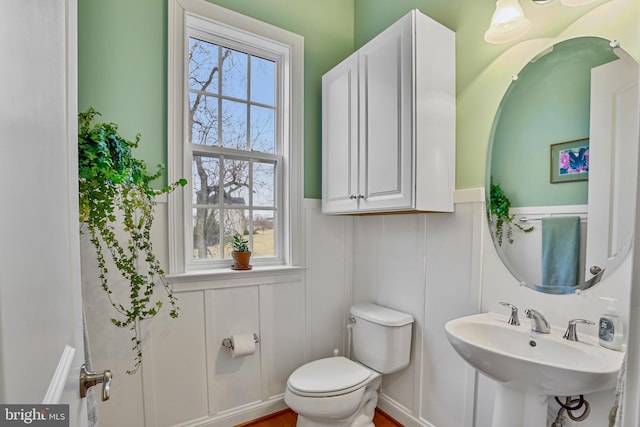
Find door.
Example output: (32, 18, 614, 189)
(586, 50, 639, 280)
(358, 12, 413, 212)
(0, 1, 89, 425)
(322, 53, 359, 214)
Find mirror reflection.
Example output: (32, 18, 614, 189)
(486, 37, 639, 294)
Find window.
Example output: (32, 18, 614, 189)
(189, 38, 279, 262)
(168, 0, 303, 273)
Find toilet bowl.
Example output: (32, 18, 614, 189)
(285, 303, 413, 427)
(284, 356, 381, 427)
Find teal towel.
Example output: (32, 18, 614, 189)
(541, 216, 580, 291)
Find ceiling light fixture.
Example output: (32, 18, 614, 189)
(485, 0, 603, 44)
(484, 0, 532, 44)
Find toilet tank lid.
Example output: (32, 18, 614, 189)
(350, 303, 413, 326)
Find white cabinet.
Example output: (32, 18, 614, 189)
(322, 9, 455, 214)
(322, 53, 359, 213)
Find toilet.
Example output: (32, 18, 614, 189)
(284, 303, 414, 427)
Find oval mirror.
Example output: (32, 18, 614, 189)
(486, 37, 639, 294)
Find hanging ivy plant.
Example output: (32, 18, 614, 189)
(78, 107, 187, 374)
(489, 181, 533, 246)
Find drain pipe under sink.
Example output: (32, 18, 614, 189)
(551, 395, 590, 426)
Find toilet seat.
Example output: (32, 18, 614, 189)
(287, 357, 375, 397)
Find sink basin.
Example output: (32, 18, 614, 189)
(444, 312, 624, 396)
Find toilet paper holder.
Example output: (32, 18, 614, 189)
(222, 333, 260, 350)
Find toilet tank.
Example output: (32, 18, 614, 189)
(350, 303, 414, 374)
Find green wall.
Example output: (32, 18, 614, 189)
(77, 0, 498, 198)
(351, 0, 639, 192)
(79, 0, 639, 198)
(78, 0, 167, 182)
(352, 0, 498, 95)
(78, 0, 354, 198)
(206, 1, 355, 199)
(457, 2, 639, 191)
(353, 0, 457, 48)
(490, 37, 618, 207)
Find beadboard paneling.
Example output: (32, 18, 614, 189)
(259, 281, 306, 398)
(148, 291, 209, 426)
(207, 286, 262, 413)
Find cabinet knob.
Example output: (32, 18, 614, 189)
(349, 195, 357, 200)
(357, 194, 364, 199)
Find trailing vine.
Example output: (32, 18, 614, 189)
(489, 182, 533, 246)
(78, 107, 186, 374)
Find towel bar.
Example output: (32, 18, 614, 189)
(519, 215, 587, 223)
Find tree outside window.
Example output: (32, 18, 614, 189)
(188, 38, 278, 261)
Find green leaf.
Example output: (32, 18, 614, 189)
(78, 108, 184, 375)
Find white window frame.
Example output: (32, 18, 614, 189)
(168, 0, 304, 274)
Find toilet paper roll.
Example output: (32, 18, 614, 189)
(230, 334, 256, 358)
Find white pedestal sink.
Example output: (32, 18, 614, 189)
(444, 312, 624, 427)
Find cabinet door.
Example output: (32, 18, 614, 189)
(322, 54, 359, 213)
(358, 13, 413, 212)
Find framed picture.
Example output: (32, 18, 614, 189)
(550, 138, 589, 183)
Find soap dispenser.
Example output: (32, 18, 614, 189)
(599, 297, 624, 351)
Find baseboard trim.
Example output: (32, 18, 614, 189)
(175, 397, 288, 427)
(377, 394, 435, 427)
(233, 407, 403, 427)
(235, 408, 295, 427)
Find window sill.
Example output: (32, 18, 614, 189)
(166, 265, 307, 292)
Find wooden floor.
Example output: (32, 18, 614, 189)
(236, 408, 402, 427)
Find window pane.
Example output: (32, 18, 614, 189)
(189, 38, 219, 94)
(253, 210, 275, 257)
(250, 105, 275, 153)
(251, 56, 275, 106)
(223, 209, 250, 257)
(223, 158, 250, 205)
(193, 208, 220, 259)
(189, 93, 218, 146)
(221, 48, 248, 99)
(193, 156, 220, 205)
(181, 15, 292, 270)
(253, 161, 275, 207)
(221, 99, 247, 149)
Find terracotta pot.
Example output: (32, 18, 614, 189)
(231, 251, 252, 270)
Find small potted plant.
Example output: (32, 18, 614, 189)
(231, 234, 252, 270)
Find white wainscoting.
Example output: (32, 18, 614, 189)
(82, 199, 352, 427)
(81, 191, 492, 427)
(350, 191, 485, 427)
(89, 190, 628, 427)
(139, 276, 306, 427)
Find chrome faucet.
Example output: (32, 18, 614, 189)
(499, 301, 520, 326)
(563, 319, 595, 342)
(524, 308, 551, 334)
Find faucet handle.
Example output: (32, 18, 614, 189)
(499, 302, 520, 326)
(562, 319, 595, 342)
